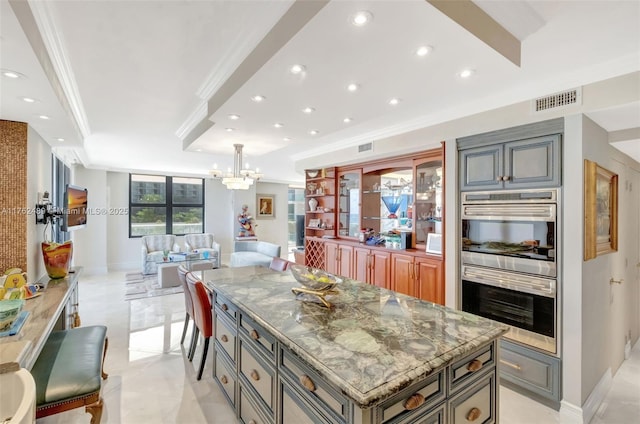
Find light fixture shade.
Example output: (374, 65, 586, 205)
(209, 144, 262, 190)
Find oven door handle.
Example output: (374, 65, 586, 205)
(462, 266, 556, 297)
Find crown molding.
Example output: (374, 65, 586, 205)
(27, 0, 91, 138)
(175, 102, 209, 140)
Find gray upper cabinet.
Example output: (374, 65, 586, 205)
(458, 119, 563, 191)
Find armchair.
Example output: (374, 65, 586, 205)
(184, 233, 221, 268)
(141, 235, 179, 274)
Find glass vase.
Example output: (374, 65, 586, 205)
(42, 240, 73, 279)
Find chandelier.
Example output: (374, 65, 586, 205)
(209, 144, 263, 190)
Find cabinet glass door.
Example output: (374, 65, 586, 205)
(338, 171, 360, 238)
(414, 160, 442, 247)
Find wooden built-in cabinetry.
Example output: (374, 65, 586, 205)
(303, 146, 445, 304)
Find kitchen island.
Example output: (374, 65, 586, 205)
(200, 266, 508, 424)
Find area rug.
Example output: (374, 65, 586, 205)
(124, 271, 183, 301)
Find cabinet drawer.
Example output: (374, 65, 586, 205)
(394, 403, 445, 424)
(280, 347, 347, 422)
(449, 342, 495, 393)
(449, 372, 496, 424)
(215, 292, 237, 322)
(241, 340, 275, 412)
(378, 370, 445, 424)
(214, 351, 236, 407)
(499, 340, 560, 401)
(279, 378, 332, 424)
(215, 314, 236, 363)
(240, 386, 273, 424)
(240, 314, 276, 360)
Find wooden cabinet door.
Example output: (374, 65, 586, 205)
(391, 253, 415, 297)
(370, 250, 391, 289)
(459, 144, 503, 191)
(504, 134, 560, 189)
(353, 247, 370, 284)
(324, 242, 338, 274)
(337, 245, 353, 279)
(415, 257, 443, 304)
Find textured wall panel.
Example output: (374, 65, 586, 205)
(0, 120, 28, 272)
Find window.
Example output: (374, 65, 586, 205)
(288, 187, 305, 249)
(129, 174, 204, 237)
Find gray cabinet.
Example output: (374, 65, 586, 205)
(458, 118, 563, 191)
(459, 134, 560, 191)
(499, 339, 561, 407)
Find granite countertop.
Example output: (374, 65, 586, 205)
(201, 266, 508, 408)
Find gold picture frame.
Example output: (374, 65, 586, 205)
(584, 159, 618, 260)
(256, 194, 275, 219)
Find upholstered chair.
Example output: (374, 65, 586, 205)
(177, 265, 196, 350)
(269, 257, 292, 272)
(230, 240, 281, 268)
(184, 233, 221, 268)
(140, 235, 179, 274)
(185, 271, 213, 380)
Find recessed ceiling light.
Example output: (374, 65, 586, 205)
(39, 115, 50, 120)
(309, 130, 319, 135)
(302, 107, 315, 114)
(251, 95, 266, 102)
(56, 138, 65, 142)
(225, 128, 235, 132)
(346, 83, 359, 92)
(21, 97, 37, 103)
(388, 98, 401, 106)
(283, 137, 291, 141)
(343, 117, 353, 123)
(290, 64, 306, 74)
(228, 114, 240, 120)
(1, 69, 24, 79)
(416, 45, 432, 57)
(195, 149, 202, 152)
(351, 11, 373, 26)
(458, 69, 475, 78)
(274, 123, 284, 128)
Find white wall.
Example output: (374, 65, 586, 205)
(70, 167, 108, 275)
(26, 126, 52, 280)
(253, 182, 290, 258)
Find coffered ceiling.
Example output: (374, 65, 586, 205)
(1, 0, 639, 184)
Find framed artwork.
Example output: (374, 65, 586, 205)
(584, 159, 618, 260)
(256, 194, 275, 219)
(426, 233, 442, 255)
(308, 218, 321, 228)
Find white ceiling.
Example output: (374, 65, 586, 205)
(1, 0, 639, 184)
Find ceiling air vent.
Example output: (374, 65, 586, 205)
(358, 142, 373, 153)
(533, 88, 581, 112)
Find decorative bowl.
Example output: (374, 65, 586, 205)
(0, 299, 24, 331)
(289, 265, 341, 291)
(306, 170, 319, 178)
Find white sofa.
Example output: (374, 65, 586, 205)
(230, 241, 281, 268)
(184, 233, 221, 268)
(141, 235, 180, 274)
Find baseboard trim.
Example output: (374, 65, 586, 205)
(563, 367, 612, 424)
(79, 266, 108, 276)
(108, 261, 139, 271)
(559, 399, 583, 423)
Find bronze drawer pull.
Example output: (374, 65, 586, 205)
(466, 407, 481, 421)
(300, 375, 316, 392)
(221, 303, 228, 311)
(403, 393, 425, 410)
(250, 329, 260, 340)
(467, 359, 483, 372)
(250, 369, 260, 381)
(221, 334, 228, 343)
(221, 375, 228, 384)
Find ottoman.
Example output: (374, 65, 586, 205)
(157, 263, 181, 288)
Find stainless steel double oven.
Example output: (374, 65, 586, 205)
(460, 189, 559, 355)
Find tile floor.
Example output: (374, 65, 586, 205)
(37, 270, 640, 423)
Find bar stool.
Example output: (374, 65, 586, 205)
(185, 271, 213, 380)
(177, 265, 196, 352)
(269, 257, 292, 272)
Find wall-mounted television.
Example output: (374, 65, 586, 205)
(62, 184, 88, 231)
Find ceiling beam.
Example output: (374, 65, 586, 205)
(427, 0, 521, 67)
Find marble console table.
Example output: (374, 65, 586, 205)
(0, 267, 81, 370)
(200, 266, 508, 423)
